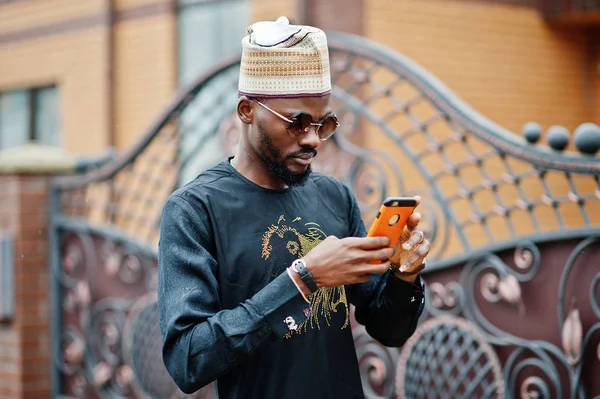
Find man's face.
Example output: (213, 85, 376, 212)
(252, 95, 333, 187)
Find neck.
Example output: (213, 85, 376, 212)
(231, 146, 288, 190)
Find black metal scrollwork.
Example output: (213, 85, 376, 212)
(50, 32, 600, 398)
(397, 316, 504, 399)
(353, 321, 400, 398)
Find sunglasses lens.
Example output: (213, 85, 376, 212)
(287, 112, 339, 140)
(288, 113, 314, 137)
(318, 116, 339, 140)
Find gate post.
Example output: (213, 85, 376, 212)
(0, 143, 76, 399)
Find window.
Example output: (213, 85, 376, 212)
(0, 86, 60, 150)
(177, 0, 250, 87)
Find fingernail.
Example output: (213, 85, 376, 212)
(402, 243, 411, 250)
(400, 264, 408, 272)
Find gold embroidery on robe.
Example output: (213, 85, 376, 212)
(261, 215, 349, 338)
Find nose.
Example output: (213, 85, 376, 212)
(297, 125, 321, 149)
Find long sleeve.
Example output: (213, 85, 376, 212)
(157, 194, 309, 394)
(342, 185, 425, 347)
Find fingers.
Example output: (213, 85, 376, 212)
(399, 239, 431, 272)
(366, 247, 395, 262)
(343, 236, 391, 250)
(356, 260, 392, 276)
(405, 196, 421, 231)
(406, 211, 422, 231)
(402, 229, 425, 251)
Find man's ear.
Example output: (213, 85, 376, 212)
(237, 96, 254, 125)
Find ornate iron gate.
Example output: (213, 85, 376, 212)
(49, 32, 600, 398)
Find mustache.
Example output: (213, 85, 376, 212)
(286, 148, 317, 158)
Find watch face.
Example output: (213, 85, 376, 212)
(293, 259, 306, 272)
(298, 261, 306, 272)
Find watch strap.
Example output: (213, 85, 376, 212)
(291, 259, 318, 293)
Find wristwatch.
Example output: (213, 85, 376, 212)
(291, 259, 318, 293)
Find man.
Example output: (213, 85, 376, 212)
(158, 16, 430, 398)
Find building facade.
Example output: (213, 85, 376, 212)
(0, 0, 598, 156)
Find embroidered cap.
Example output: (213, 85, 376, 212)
(238, 16, 332, 98)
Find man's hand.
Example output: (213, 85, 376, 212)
(302, 235, 395, 288)
(389, 196, 431, 283)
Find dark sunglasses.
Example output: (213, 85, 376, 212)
(252, 99, 339, 141)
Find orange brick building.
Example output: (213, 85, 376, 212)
(0, 0, 598, 156)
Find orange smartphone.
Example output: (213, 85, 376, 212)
(367, 197, 418, 262)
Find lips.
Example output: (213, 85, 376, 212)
(294, 153, 314, 160)
(291, 154, 314, 166)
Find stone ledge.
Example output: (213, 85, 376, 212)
(0, 143, 76, 175)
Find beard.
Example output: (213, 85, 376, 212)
(257, 121, 316, 187)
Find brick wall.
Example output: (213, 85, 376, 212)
(0, 145, 76, 399)
(305, 0, 364, 34)
(114, 0, 165, 9)
(365, 0, 595, 134)
(0, 0, 176, 154)
(113, 13, 176, 150)
(252, 0, 297, 23)
(2, 0, 595, 155)
(0, 175, 53, 398)
(0, 0, 105, 34)
(0, 176, 21, 398)
(0, 0, 109, 155)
